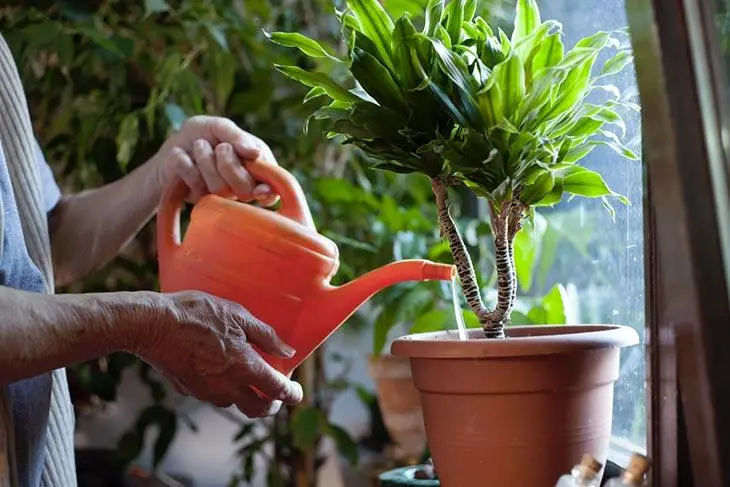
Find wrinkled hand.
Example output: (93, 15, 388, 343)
(155, 115, 279, 206)
(135, 291, 303, 417)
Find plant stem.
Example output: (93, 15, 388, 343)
(431, 178, 492, 327)
(506, 202, 525, 314)
(483, 203, 511, 338)
(484, 200, 527, 336)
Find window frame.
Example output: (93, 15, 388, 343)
(625, 0, 730, 485)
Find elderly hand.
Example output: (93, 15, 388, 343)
(131, 291, 302, 418)
(154, 115, 279, 206)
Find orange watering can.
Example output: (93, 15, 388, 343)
(156, 159, 456, 378)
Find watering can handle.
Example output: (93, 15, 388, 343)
(157, 160, 316, 258)
(245, 159, 316, 229)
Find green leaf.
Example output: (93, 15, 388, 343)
(275, 65, 360, 103)
(427, 79, 470, 126)
(480, 34, 505, 68)
(575, 30, 620, 51)
(116, 114, 139, 172)
(351, 102, 408, 140)
(233, 423, 255, 442)
(445, 0, 465, 45)
(373, 305, 398, 354)
(394, 286, 436, 324)
(323, 423, 359, 466)
(410, 308, 450, 334)
(541, 53, 597, 123)
(304, 86, 327, 103)
(462, 309, 482, 328)
(392, 16, 421, 89)
(424, 0, 445, 36)
(372, 162, 419, 174)
(266, 31, 340, 62)
(563, 143, 597, 163)
(386, 0, 431, 19)
(587, 105, 626, 136)
(534, 176, 564, 207)
(513, 212, 548, 292)
(205, 22, 229, 51)
(423, 38, 482, 126)
(562, 166, 620, 200)
(512, 0, 541, 44)
(499, 28, 511, 55)
(531, 32, 564, 73)
(493, 54, 525, 120)
(144, 0, 170, 16)
(540, 283, 568, 324)
(348, 0, 396, 71)
(564, 116, 606, 140)
(520, 170, 555, 205)
(21, 22, 63, 46)
(425, 37, 477, 93)
(291, 407, 321, 450)
(601, 49, 634, 76)
(351, 47, 407, 111)
(597, 131, 640, 160)
(463, 0, 478, 21)
(74, 25, 126, 58)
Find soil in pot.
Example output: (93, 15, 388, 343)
(367, 354, 428, 461)
(390, 324, 639, 487)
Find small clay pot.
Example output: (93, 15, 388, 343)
(391, 325, 639, 487)
(368, 354, 427, 460)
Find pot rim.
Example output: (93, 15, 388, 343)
(390, 324, 640, 359)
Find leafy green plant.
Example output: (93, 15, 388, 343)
(271, 0, 638, 338)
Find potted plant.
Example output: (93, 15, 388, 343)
(270, 0, 640, 485)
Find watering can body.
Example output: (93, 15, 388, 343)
(156, 160, 455, 377)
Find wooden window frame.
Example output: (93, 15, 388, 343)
(626, 0, 730, 485)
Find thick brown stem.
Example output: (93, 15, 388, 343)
(482, 203, 511, 338)
(431, 179, 491, 324)
(484, 200, 527, 335)
(506, 201, 526, 313)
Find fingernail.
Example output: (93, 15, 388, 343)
(280, 343, 296, 358)
(292, 382, 304, 401)
(267, 400, 283, 415)
(254, 184, 272, 196)
(235, 143, 260, 158)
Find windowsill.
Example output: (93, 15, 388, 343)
(602, 436, 648, 485)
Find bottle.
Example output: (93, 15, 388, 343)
(604, 453, 651, 487)
(555, 454, 604, 486)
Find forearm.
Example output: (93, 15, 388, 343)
(49, 156, 166, 285)
(0, 285, 158, 386)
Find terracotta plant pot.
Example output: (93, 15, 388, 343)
(368, 354, 428, 460)
(391, 325, 640, 487)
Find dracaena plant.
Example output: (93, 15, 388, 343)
(270, 0, 638, 339)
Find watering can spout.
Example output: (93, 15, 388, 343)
(320, 259, 456, 328)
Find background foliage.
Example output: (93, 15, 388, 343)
(0, 0, 589, 484)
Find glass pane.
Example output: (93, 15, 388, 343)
(523, 0, 647, 449)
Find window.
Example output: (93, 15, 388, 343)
(521, 0, 648, 455)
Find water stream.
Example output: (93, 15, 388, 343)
(451, 278, 469, 341)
